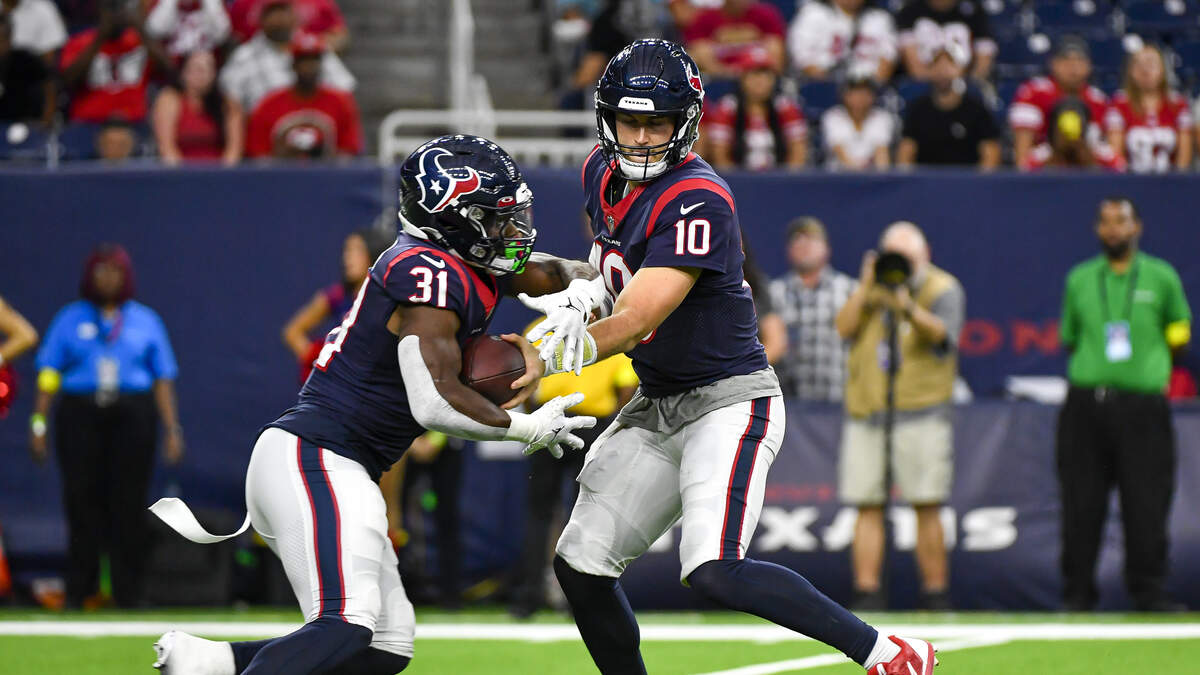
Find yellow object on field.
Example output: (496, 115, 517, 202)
(37, 367, 61, 394)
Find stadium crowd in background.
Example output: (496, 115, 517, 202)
(704, 47, 808, 170)
(548, 0, 1200, 173)
(0, 11, 56, 125)
(0, 0, 357, 162)
(2, 0, 67, 63)
(821, 67, 893, 169)
(244, 31, 360, 159)
(151, 48, 242, 164)
(897, 41, 1001, 167)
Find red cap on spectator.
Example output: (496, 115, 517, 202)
(290, 32, 326, 57)
(262, 0, 293, 8)
(734, 47, 774, 73)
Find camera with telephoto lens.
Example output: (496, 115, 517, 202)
(873, 251, 911, 288)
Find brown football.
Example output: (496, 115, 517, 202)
(461, 335, 527, 406)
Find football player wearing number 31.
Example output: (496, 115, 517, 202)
(149, 135, 598, 675)
(517, 40, 938, 675)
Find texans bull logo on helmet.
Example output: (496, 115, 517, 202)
(415, 146, 483, 214)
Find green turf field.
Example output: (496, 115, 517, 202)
(2, 608, 1198, 674)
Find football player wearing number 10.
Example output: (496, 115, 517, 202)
(149, 135, 598, 675)
(517, 40, 938, 675)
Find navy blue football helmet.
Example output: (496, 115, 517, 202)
(595, 39, 704, 181)
(398, 135, 535, 275)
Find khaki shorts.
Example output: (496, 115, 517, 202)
(838, 411, 953, 506)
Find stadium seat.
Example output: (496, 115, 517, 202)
(1171, 39, 1200, 87)
(982, 0, 1032, 39)
(56, 123, 99, 160)
(1034, 0, 1117, 38)
(994, 78, 1023, 125)
(799, 80, 839, 123)
(0, 123, 51, 162)
(1087, 35, 1130, 71)
(995, 33, 1053, 79)
(762, 0, 798, 23)
(896, 80, 931, 105)
(1123, 0, 1200, 38)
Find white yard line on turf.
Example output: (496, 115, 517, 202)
(690, 636, 1013, 675)
(0, 622, 1199, 642)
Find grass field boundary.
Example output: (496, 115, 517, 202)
(1, 621, 1199, 642)
(692, 636, 1014, 675)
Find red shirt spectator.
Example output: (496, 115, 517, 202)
(704, 52, 806, 170)
(247, 87, 360, 158)
(1026, 97, 1125, 172)
(60, 27, 152, 123)
(683, 0, 785, 78)
(1105, 45, 1193, 174)
(1106, 91, 1191, 173)
(1010, 76, 1109, 141)
(146, 0, 232, 59)
(229, 0, 346, 50)
(1008, 36, 1110, 169)
(246, 32, 361, 158)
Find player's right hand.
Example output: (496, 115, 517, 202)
(522, 393, 597, 459)
(520, 277, 606, 375)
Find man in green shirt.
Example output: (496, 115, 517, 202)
(1057, 197, 1192, 612)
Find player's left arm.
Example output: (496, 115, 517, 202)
(515, 188, 735, 384)
(514, 253, 610, 375)
(589, 265, 700, 357)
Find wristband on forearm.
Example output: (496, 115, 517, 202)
(37, 367, 61, 394)
(543, 331, 598, 376)
(30, 413, 47, 437)
(504, 411, 540, 444)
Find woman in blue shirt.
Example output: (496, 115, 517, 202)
(30, 244, 184, 609)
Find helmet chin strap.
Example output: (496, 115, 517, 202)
(617, 153, 669, 181)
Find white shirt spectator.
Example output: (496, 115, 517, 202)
(788, 1, 896, 78)
(146, 0, 232, 58)
(821, 105, 893, 169)
(6, 0, 66, 56)
(220, 32, 355, 113)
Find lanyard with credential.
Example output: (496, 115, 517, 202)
(1097, 259, 1139, 324)
(91, 305, 124, 345)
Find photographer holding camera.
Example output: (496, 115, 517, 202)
(834, 221, 964, 610)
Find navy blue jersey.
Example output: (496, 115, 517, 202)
(269, 233, 503, 480)
(582, 148, 767, 397)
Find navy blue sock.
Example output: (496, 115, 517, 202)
(231, 639, 272, 672)
(242, 617, 372, 675)
(553, 555, 647, 675)
(319, 648, 410, 674)
(688, 558, 878, 665)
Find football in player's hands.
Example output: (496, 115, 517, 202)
(460, 335, 527, 405)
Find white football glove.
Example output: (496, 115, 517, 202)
(505, 393, 597, 458)
(520, 277, 607, 375)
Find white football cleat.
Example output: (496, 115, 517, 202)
(153, 630, 235, 675)
(868, 635, 938, 675)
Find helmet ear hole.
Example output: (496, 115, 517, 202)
(397, 134, 536, 275)
(594, 39, 705, 181)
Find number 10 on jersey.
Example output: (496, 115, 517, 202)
(674, 218, 710, 256)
